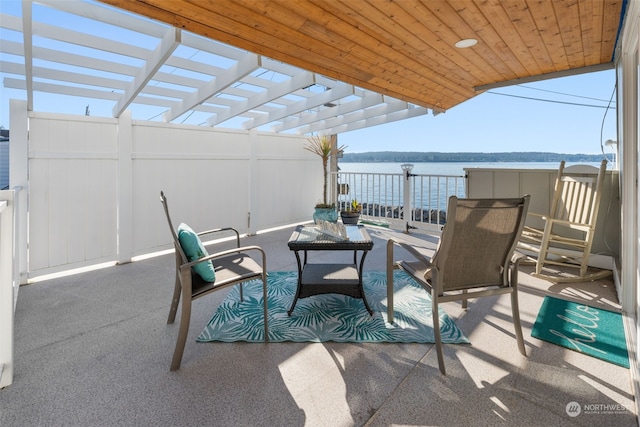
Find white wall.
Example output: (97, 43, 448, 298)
(465, 167, 620, 259)
(614, 0, 639, 415)
(22, 111, 319, 278)
(616, 0, 638, 314)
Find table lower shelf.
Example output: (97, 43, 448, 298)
(299, 263, 361, 298)
(288, 263, 372, 315)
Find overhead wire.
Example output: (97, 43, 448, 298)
(599, 83, 618, 160)
(486, 91, 613, 109)
(515, 84, 616, 104)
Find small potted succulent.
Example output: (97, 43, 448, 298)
(340, 199, 362, 225)
(304, 134, 346, 223)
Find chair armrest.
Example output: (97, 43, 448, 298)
(526, 212, 545, 219)
(387, 239, 434, 267)
(511, 250, 526, 265)
(386, 238, 434, 324)
(196, 227, 241, 247)
(526, 211, 554, 222)
(544, 217, 592, 232)
(508, 251, 526, 288)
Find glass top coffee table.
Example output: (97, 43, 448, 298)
(287, 224, 374, 316)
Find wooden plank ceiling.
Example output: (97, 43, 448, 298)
(99, 0, 624, 112)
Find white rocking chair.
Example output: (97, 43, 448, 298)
(518, 160, 610, 282)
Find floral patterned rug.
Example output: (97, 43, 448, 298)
(198, 270, 469, 344)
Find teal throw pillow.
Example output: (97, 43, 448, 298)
(177, 223, 216, 282)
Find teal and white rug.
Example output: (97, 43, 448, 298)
(198, 270, 469, 344)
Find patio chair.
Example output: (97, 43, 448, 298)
(518, 160, 609, 282)
(386, 195, 530, 375)
(160, 191, 268, 371)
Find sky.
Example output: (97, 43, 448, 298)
(339, 69, 617, 155)
(0, 1, 618, 156)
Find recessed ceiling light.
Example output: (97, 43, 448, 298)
(455, 38, 478, 48)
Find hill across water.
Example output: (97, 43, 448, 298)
(340, 152, 605, 163)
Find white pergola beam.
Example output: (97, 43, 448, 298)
(261, 57, 305, 77)
(3, 78, 184, 110)
(39, 0, 168, 38)
(208, 71, 314, 126)
(164, 52, 260, 122)
(21, 0, 33, 111)
(243, 82, 354, 129)
(2, 62, 128, 92)
(181, 32, 246, 61)
(0, 1, 434, 135)
(2, 15, 213, 92)
(0, 39, 139, 82)
(30, 19, 150, 61)
(4, 78, 121, 101)
(272, 93, 384, 132)
(324, 106, 429, 135)
(300, 100, 410, 134)
(113, 27, 181, 117)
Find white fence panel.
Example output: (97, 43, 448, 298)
(25, 113, 316, 277)
(28, 115, 118, 274)
(253, 132, 320, 230)
(131, 123, 252, 254)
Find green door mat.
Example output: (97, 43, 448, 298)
(531, 296, 629, 368)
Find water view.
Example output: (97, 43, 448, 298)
(335, 161, 609, 224)
(338, 161, 608, 176)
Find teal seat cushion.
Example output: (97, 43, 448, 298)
(177, 223, 216, 282)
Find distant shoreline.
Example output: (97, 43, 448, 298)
(340, 151, 605, 163)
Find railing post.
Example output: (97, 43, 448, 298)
(0, 188, 18, 388)
(401, 164, 414, 232)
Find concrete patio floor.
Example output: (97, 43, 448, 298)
(0, 224, 635, 426)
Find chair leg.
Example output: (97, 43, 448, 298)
(170, 291, 191, 371)
(262, 274, 269, 342)
(432, 290, 446, 375)
(510, 289, 526, 356)
(167, 273, 181, 324)
(386, 240, 396, 323)
(580, 232, 594, 277)
(536, 224, 553, 275)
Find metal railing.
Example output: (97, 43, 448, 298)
(331, 164, 466, 232)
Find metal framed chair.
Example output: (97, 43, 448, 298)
(387, 195, 530, 375)
(160, 191, 268, 371)
(518, 160, 609, 282)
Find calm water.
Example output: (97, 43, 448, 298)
(338, 161, 606, 176)
(336, 161, 607, 213)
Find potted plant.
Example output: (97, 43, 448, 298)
(340, 199, 362, 225)
(304, 134, 346, 223)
